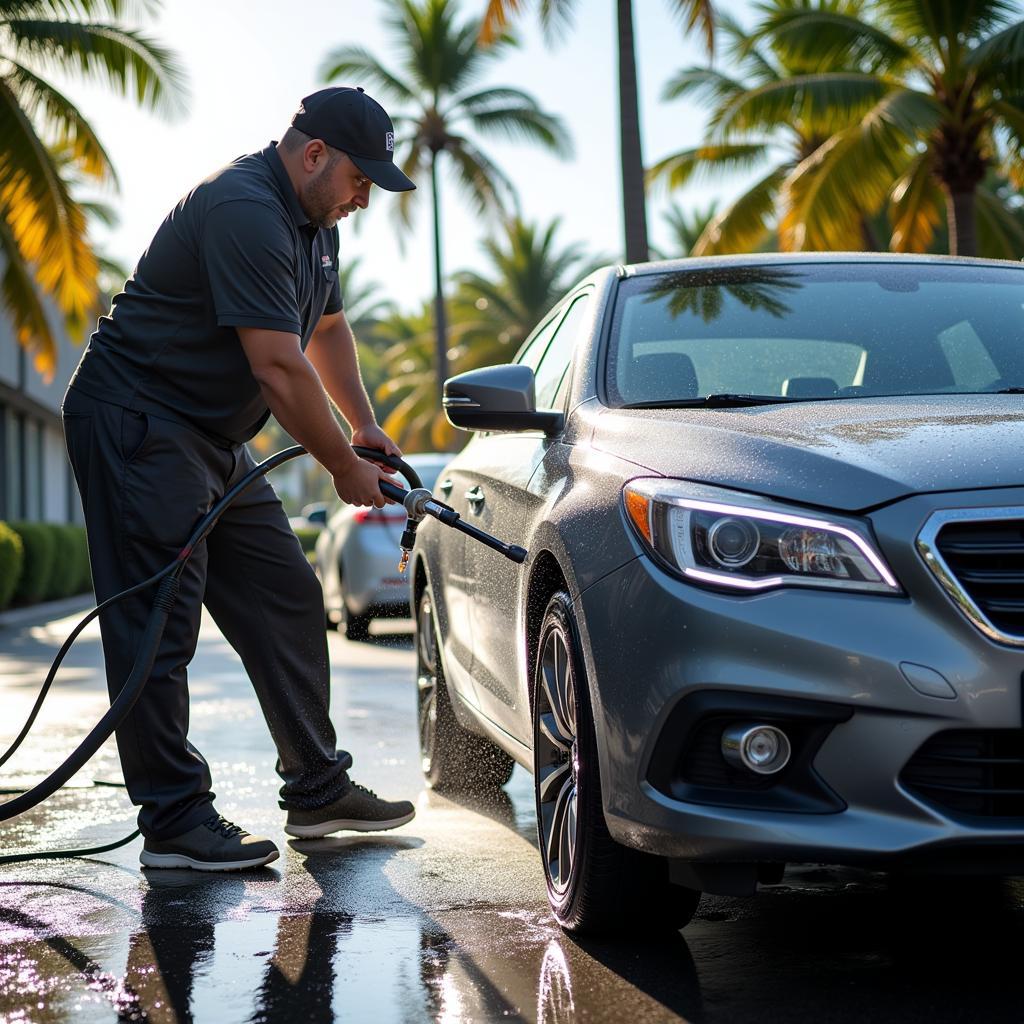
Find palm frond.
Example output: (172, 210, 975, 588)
(691, 166, 788, 256)
(461, 99, 570, 157)
(0, 77, 100, 334)
(5, 19, 187, 117)
(479, 0, 527, 44)
(0, 1, 160, 19)
(669, 0, 715, 56)
(647, 141, 771, 192)
(883, 0, 1016, 54)
(443, 137, 517, 218)
(318, 46, 417, 103)
(974, 182, 1024, 259)
(4, 59, 117, 183)
(968, 18, 1024, 89)
(0, 213, 60, 379)
(888, 150, 943, 251)
(661, 66, 744, 106)
(712, 72, 897, 139)
(779, 90, 926, 250)
(748, 7, 912, 73)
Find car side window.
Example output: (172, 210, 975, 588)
(534, 294, 591, 410)
(515, 314, 561, 372)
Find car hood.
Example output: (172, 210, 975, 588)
(591, 394, 1024, 511)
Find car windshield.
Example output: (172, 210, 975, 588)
(607, 262, 1024, 406)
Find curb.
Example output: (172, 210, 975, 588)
(0, 593, 96, 630)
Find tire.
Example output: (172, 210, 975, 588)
(532, 591, 701, 936)
(416, 589, 515, 794)
(338, 567, 371, 641)
(341, 602, 371, 642)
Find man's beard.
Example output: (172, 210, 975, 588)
(300, 162, 355, 229)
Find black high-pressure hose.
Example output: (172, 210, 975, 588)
(0, 445, 525, 865)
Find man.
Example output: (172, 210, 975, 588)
(63, 87, 417, 871)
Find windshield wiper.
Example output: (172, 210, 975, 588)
(989, 386, 1024, 394)
(625, 393, 802, 409)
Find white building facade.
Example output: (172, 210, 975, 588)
(0, 308, 84, 525)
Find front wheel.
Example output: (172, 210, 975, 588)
(416, 589, 515, 794)
(533, 591, 700, 935)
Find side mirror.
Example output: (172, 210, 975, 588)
(443, 364, 564, 435)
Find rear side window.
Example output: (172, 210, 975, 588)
(534, 294, 591, 409)
(516, 315, 560, 372)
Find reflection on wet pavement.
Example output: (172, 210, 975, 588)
(3, 612, 1024, 1021)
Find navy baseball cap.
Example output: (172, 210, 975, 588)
(291, 86, 415, 192)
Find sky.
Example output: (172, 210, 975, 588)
(64, 0, 757, 314)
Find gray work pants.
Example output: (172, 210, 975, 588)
(61, 388, 351, 839)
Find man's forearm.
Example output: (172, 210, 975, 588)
(305, 314, 377, 429)
(255, 355, 358, 477)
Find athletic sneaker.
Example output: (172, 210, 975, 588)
(284, 782, 415, 838)
(140, 814, 279, 871)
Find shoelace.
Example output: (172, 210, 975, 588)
(203, 814, 247, 839)
(351, 782, 380, 800)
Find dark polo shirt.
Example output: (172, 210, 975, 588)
(68, 143, 343, 445)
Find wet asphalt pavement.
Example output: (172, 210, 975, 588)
(2, 605, 1024, 1023)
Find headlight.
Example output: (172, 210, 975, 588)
(623, 479, 900, 594)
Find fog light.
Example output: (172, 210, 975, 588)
(721, 723, 791, 775)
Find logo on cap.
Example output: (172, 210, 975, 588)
(385, 132, 394, 152)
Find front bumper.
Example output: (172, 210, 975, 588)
(575, 489, 1024, 868)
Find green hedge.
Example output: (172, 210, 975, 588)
(0, 523, 23, 610)
(10, 522, 56, 605)
(47, 525, 91, 600)
(4, 522, 92, 607)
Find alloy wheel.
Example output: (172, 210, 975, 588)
(416, 594, 438, 775)
(536, 624, 579, 895)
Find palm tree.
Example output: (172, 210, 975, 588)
(320, 0, 569, 400)
(480, 0, 715, 264)
(451, 214, 601, 365)
(0, 0, 186, 378)
(745, 0, 1024, 257)
(648, 2, 886, 255)
(374, 303, 454, 452)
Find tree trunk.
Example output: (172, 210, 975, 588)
(431, 153, 448, 401)
(945, 188, 977, 257)
(616, 0, 649, 263)
(859, 214, 879, 252)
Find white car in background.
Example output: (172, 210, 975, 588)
(316, 453, 451, 640)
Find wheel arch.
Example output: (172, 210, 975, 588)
(524, 549, 571, 716)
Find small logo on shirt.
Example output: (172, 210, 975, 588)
(321, 255, 332, 268)
(385, 132, 394, 152)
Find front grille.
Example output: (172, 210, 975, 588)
(935, 519, 1024, 637)
(901, 730, 1024, 819)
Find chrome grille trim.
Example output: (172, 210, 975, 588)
(917, 506, 1024, 647)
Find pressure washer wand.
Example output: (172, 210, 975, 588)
(377, 478, 527, 568)
(348, 446, 527, 570)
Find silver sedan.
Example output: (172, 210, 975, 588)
(317, 453, 449, 640)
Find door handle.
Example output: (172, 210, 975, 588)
(439, 478, 453, 497)
(465, 485, 485, 511)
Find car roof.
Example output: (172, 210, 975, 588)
(616, 251, 1024, 278)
